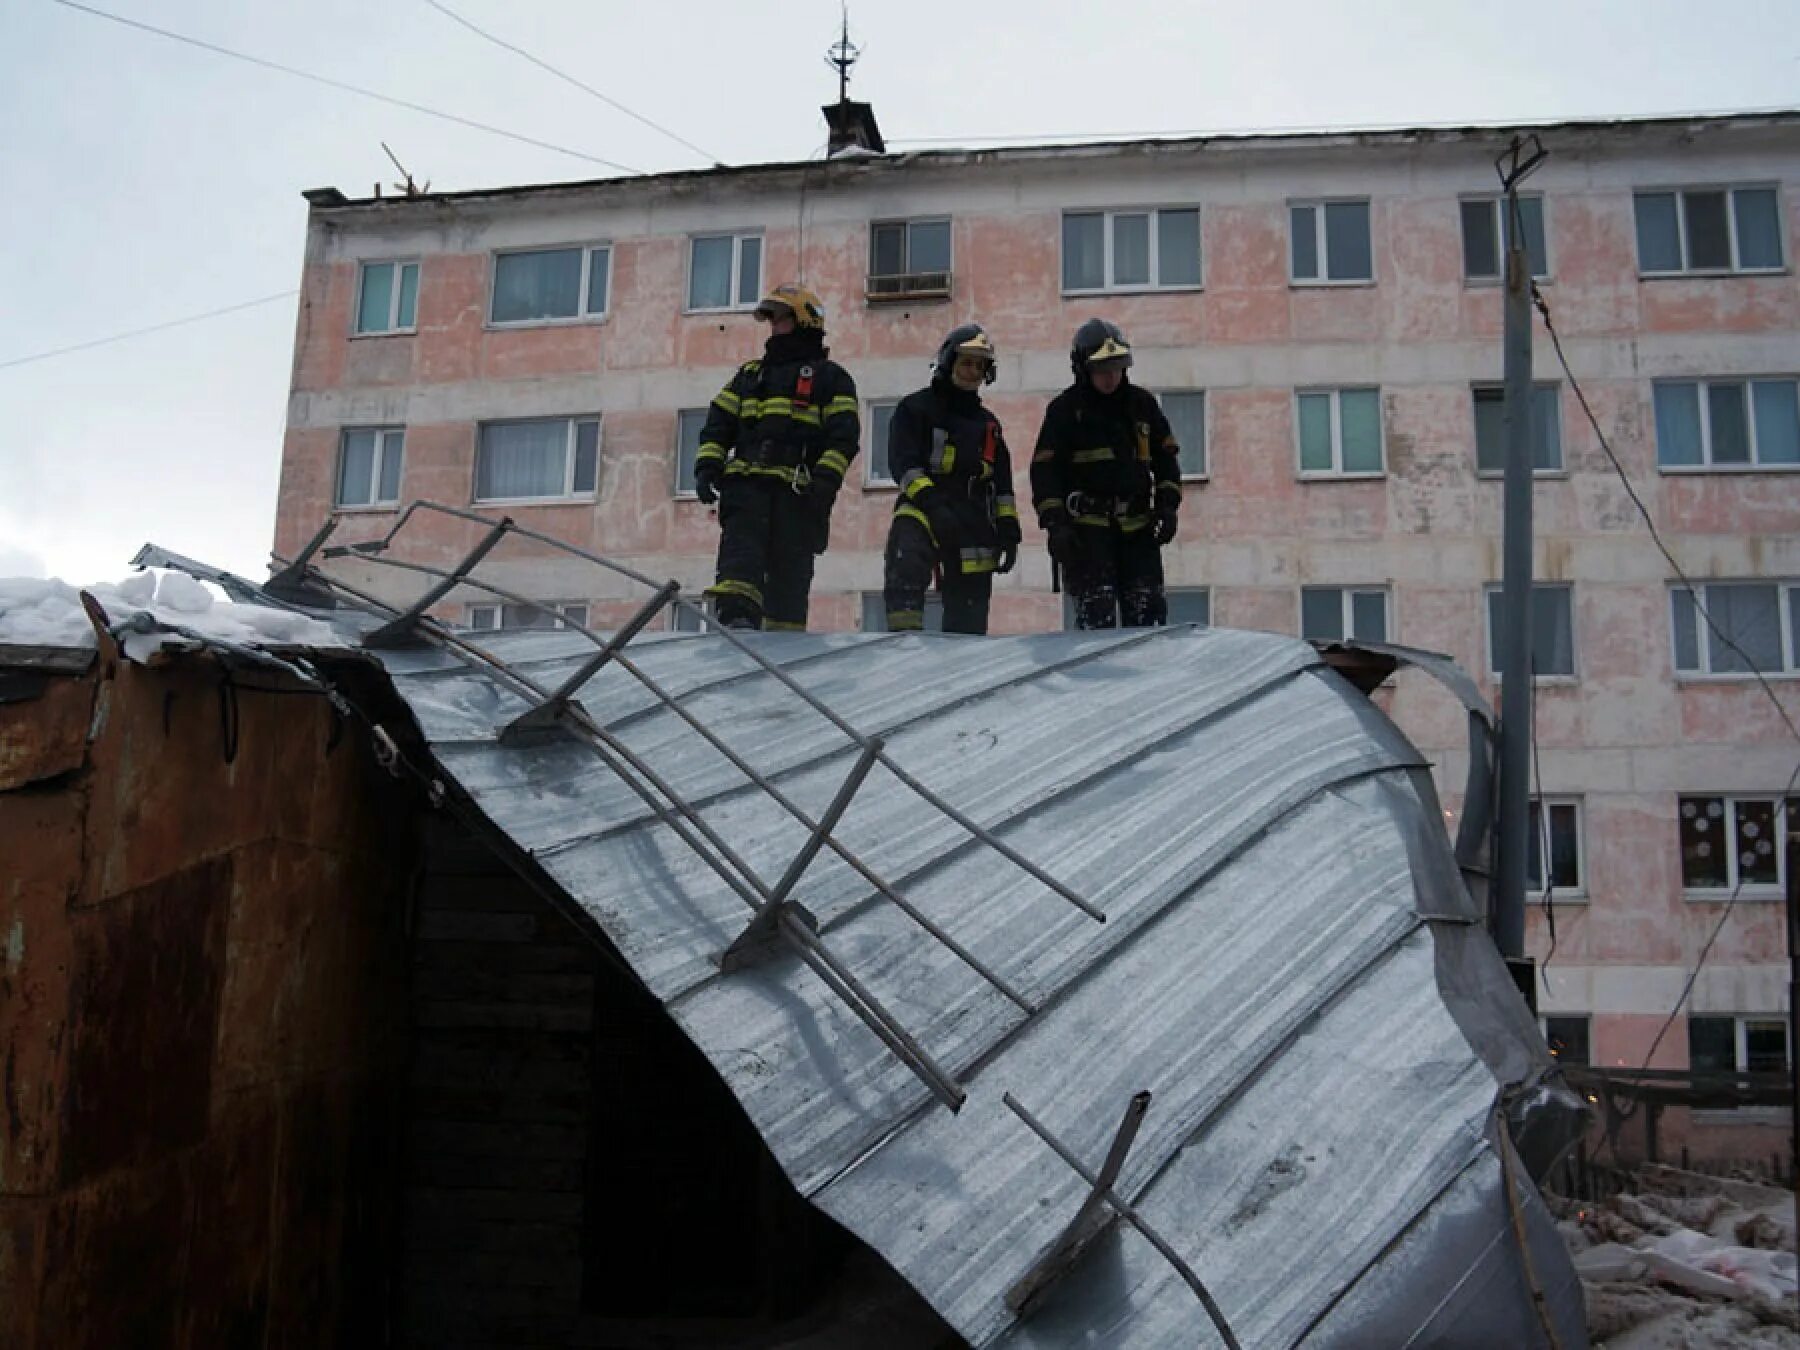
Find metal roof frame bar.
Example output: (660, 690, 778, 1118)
(1002, 1090, 1240, 1348)
(324, 501, 1105, 925)
(499, 580, 679, 745)
(316, 549, 1036, 1014)
(721, 738, 880, 973)
(360, 515, 513, 649)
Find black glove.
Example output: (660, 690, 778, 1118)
(1042, 508, 1079, 567)
(807, 475, 838, 555)
(1151, 505, 1179, 547)
(694, 460, 722, 506)
(994, 513, 1021, 575)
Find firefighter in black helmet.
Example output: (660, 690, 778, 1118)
(1030, 319, 1182, 628)
(881, 324, 1020, 634)
(693, 284, 860, 630)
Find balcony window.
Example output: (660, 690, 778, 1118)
(868, 218, 951, 300)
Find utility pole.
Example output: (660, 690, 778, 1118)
(1493, 134, 1547, 1009)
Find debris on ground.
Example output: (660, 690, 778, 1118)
(1551, 1163, 1800, 1347)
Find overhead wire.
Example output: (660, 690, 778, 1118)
(1532, 283, 1800, 1142)
(49, 0, 642, 174)
(0, 290, 297, 371)
(419, 0, 721, 165)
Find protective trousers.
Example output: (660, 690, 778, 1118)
(1064, 520, 1166, 629)
(710, 478, 819, 630)
(883, 510, 994, 634)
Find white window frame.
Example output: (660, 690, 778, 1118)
(1299, 585, 1391, 644)
(472, 416, 602, 505)
(1294, 387, 1385, 479)
(1654, 378, 1800, 473)
(1528, 796, 1586, 899)
(667, 600, 708, 633)
(1060, 207, 1203, 295)
(1678, 795, 1794, 897)
(1155, 390, 1209, 481)
(864, 399, 900, 488)
(353, 259, 420, 336)
(1472, 383, 1565, 477)
(466, 600, 589, 631)
(486, 244, 613, 328)
(673, 408, 708, 499)
(1483, 582, 1578, 682)
(1288, 199, 1374, 286)
(1690, 1012, 1792, 1120)
(1668, 580, 1800, 679)
(334, 426, 405, 510)
(685, 231, 764, 313)
(868, 218, 953, 284)
(1635, 185, 1787, 277)
(1459, 194, 1551, 283)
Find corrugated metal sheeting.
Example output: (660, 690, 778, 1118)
(370, 622, 1588, 1348)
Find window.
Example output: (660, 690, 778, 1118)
(868, 219, 951, 299)
(1654, 379, 1800, 470)
(1473, 384, 1563, 473)
(466, 601, 588, 631)
(1635, 187, 1784, 275)
(490, 246, 611, 324)
(1062, 208, 1202, 292)
(335, 427, 404, 508)
(475, 417, 600, 502)
(1300, 586, 1389, 643)
(1289, 200, 1372, 283)
(865, 401, 898, 486)
(1461, 196, 1549, 281)
(1670, 581, 1800, 677)
(1689, 1015, 1790, 1073)
(1063, 587, 1209, 630)
(862, 591, 943, 633)
(1541, 1015, 1591, 1068)
(1485, 583, 1576, 678)
(668, 602, 707, 633)
(1678, 796, 1796, 892)
(355, 260, 419, 334)
(1528, 798, 1584, 894)
(688, 233, 763, 311)
(1157, 391, 1207, 478)
(1296, 388, 1383, 476)
(674, 409, 707, 497)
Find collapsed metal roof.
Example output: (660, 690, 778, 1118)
(117, 531, 1588, 1347)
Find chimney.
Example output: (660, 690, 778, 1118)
(822, 10, 884, 157)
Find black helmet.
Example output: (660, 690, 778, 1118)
(1070, 317, 1132, 383)
(933, 323, 998, 385)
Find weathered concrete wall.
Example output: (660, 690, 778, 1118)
(0, 649, 416, 1347)
(273, 117, 1800, 1133)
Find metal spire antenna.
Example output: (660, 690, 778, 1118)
(826, 4, 859, 104)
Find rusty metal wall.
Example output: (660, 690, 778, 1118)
(0, 652, 417, 1348)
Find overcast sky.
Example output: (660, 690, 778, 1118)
(1, 0, 1795, 583)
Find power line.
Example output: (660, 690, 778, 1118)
(0, 290, 297, 371)
(1534, 284, 1800, 1141)
(50, 0, 641, 175)
(1534, 284, 1800, 751)
(420, 0, 721, 165)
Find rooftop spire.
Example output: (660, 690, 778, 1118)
(821, 6, 884, 156)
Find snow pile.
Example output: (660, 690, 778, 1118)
(1553, 1165, 1800, 1346)
(0, 573, 346, 657)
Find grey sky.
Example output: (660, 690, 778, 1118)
(2, 0, 1795, 583)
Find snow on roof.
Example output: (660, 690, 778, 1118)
(0, 573, 346, 664)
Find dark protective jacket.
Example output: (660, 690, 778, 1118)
(888, 378, 1020, 569)
(1030, 378, 1181, 532)
(695, 329, 860, 490)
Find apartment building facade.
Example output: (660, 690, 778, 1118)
(276, 112, 1800, 1151)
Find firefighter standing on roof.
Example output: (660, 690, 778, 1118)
(882, 325, 1020, 634)
(1031, 320, 1182, 628)
(693, 284, 860, 631)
